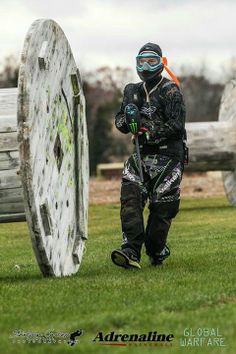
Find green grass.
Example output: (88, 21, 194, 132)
(0, 197, 235, 354)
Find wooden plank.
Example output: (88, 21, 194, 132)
(0, 116, 17, 132)
(0, 201, 25, 214)
(0, 88, 17, 116)
(0, 187, 23, 204)
(0, 151, 19, 170)
(0, 213, 26, 223)
(0, 169, 21, 189)
(0, 132, 18, 152)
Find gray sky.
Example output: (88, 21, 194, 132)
(1, 0, 236, 81)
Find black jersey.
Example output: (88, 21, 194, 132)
(115, 76, 186, 162)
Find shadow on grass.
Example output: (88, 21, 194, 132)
(181, 204, 233, 212)
(0, 273, 45, 284)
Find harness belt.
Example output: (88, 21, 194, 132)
(139, 140, 185, 161)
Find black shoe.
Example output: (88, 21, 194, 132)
(149, 245, 170, 266)
(111, 248, 141, 269)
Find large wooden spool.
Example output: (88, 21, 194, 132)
(0, 19, 89, 277)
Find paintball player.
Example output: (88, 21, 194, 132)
(111, 42, 187, 269)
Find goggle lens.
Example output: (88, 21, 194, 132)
(136, 53, 162, 71)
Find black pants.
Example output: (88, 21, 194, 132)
(120, 153, 184, 260)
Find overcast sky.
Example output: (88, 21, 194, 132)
(1, 0, 236, 81)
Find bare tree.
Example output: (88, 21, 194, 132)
(180, 73, 224, 122)
(0, 54, 19, 88)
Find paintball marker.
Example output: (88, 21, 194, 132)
(125, 103, 144, 183)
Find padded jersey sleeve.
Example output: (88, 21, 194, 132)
(115, 83, 142, 134)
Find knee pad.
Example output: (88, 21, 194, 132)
(120, 183, 144, 219)
(120, 182, 144, 233)
(120, 181, 147, 255)
(149, 199, 180, 219)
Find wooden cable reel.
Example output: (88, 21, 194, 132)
(18, 19, 88, 277)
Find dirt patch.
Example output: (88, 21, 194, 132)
(89, 172, 225, 204)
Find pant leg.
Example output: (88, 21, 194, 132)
(120, 153, 148, 259)
(120, 181, 147, 258)
(145, 157, 183, 257)
(145, 200, 179, 255)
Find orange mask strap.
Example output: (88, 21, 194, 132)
(162, 57, 180, 87)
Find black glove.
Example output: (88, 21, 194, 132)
(124, 103, 141, 134)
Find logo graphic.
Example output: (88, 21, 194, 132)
(10, 329, 84, 345)
(129, 119, 138, 134)
(93, 331, 174, 347)
(179, 328, 226, 348)
(68, 329, 83, 346)
(140, 105, 157, 116)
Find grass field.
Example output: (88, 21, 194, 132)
(0, 196, 235, 354)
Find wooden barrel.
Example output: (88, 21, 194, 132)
(0, 88, 26, 222)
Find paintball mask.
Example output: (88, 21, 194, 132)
(136, 51, 163, 73)
(136, 42, 180, 86)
